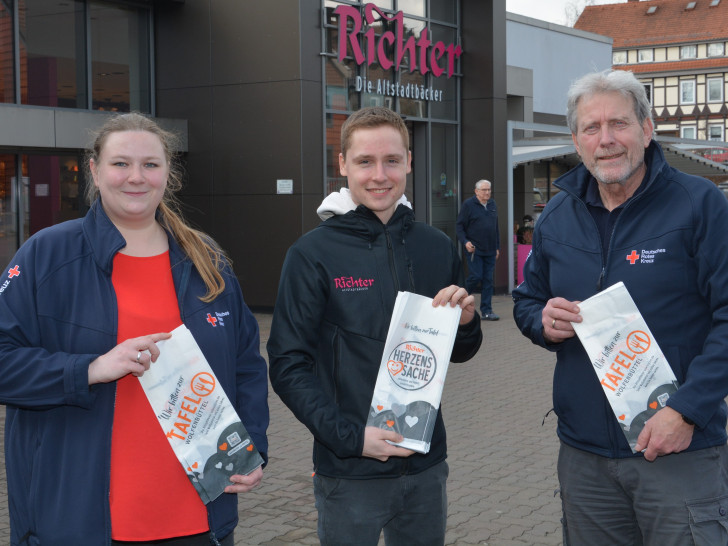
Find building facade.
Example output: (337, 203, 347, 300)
(2, 1, 662, 307)
(575, 0, 728, 147)
(1, 0, 514, 307)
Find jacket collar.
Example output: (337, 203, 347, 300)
(323, 203, 415, 241)
(82, 199, 188, 274)
(82, 200, 127, 274)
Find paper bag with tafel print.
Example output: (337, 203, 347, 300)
(570, 282, 679, 452)
(137, 324, 263, 504)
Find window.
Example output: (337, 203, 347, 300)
(680, 45, 697, 59)
(708, 43, 725, 57)
(680, 80, 696, 104)
(646, 6, 658, 14)
(708, 78, 724, 102)
(0, 155, 19, 265)
(398, 0, 425, 17)
(12, 0, 152, 112)
(0, 2, 13, 103)
(643, 83, 653, 105)
(638, 49, 654, 63)
(708, 124, 724, 141)
(89, 2, 151, 112)
(19, 0, 87, 108)
(613, 51, 627, 64)
(710, 0, 721, 6)
(430, 123, 458, 239)
(686, 1, 697, 9)
(681, 125, 697, 139)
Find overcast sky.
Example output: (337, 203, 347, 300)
(506, 0, 628, 27)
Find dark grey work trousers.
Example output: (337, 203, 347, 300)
(558, 441, 728, 546)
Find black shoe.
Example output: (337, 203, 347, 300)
(482, 313, 499, 321)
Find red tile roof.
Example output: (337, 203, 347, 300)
(616, 56, 728, 72)
(575, 0, 728, 48)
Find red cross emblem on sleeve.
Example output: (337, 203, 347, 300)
(626, 251, 640, 265)
(206, 313, 217, 327)
(7, 265, 19, 278)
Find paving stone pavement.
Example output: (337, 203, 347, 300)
(0, 294, 566, 545)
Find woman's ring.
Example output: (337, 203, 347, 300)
(551, 319, 557, 329)
(136, 351, 142, 363)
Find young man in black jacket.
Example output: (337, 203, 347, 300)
(267, 106, 482, 545)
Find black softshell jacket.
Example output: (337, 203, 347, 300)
(268, 204, 482, 478)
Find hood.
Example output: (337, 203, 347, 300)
(316, 188, 412, 220)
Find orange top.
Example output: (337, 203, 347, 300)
(110, 251, 208, 541)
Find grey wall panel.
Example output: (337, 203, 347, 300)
(0, 106, 55, 148)
(301, 193, 323, 234)
(300, 79, 323, 197)
(177, 194, 216, 241)
(212, 193, 303, 308)
(210, 0, 301, 86)
(0, 105, 187, 151)
(211, 81, 302, 195)
(156, 86, 214, 196)
(155, 2, 212, 90)
(300, 0, 322, 82)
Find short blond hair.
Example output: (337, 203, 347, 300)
(341, 106, 409, 158)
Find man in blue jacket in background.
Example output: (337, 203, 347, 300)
(513, 69, 728, 545)
(456, 179, 501, 320)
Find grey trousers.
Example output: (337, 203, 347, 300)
(558, 441, 728, 546)
(313, 460, 448, 546)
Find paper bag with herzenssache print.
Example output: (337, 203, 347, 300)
(367, 291, 461, 454)
(137, 324, 263, 504)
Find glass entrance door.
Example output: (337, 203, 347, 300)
(0, 155, 19, 268)
(0, 153, 86, 268)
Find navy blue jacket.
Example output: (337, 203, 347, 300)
(268, 204, 482, 479)
(456, 195, 500, 255)
(0, 201, 269, 545)
(513, 141, 728, 458)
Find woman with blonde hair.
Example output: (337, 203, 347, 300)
(0, 112, 268, 545)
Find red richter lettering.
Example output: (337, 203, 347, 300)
(335, 4, 462, 78)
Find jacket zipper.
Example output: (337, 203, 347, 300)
(384, 227, 401, 292)
(332, 328, 341, 405)
(177, 260, 192, 318)
(106, 280, 120, 545)
(384, 224, 408, 474)
(208, 529, 222, 545)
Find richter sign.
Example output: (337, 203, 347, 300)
(334, 4, 462, 101)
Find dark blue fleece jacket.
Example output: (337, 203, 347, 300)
(0, 200, 268, 545)
(513, 141, 728, 458)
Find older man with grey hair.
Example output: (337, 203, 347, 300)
(514, 69, 728, 545)
(456, 179, 500, 320)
